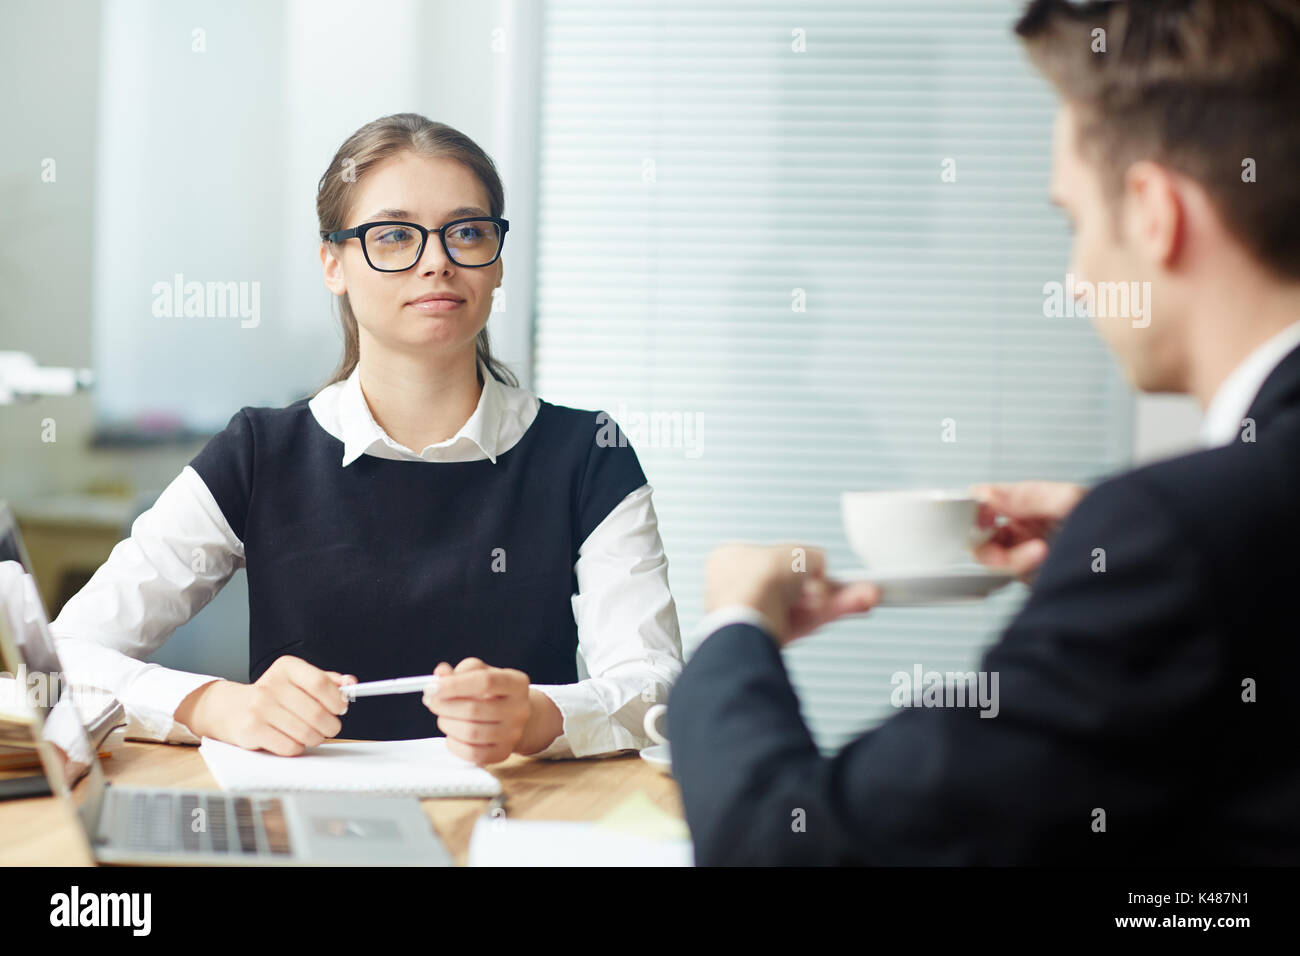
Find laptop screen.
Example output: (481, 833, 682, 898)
(0, 524, 30, 571)
(0, 505, 59, 705)
(0, 505, 106, 838)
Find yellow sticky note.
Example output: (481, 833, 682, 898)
(595, 790, 690, 842)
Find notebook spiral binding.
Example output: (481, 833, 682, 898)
(244, 781, 499, 796)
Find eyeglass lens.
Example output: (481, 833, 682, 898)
(365, 220, 502, 269)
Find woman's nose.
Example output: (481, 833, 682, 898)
(417, 236, 454, 275)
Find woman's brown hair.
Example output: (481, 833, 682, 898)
(315, 112, 518, 391)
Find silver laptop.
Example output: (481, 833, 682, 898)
(0, 501, 451, 866)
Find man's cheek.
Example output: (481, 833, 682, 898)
(1094, 312, 1136, 372)
(1072, 230, 1102, 285)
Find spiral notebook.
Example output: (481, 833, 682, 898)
(198, 736, 502, 797)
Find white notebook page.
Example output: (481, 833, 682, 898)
(198, 736, 501, 797)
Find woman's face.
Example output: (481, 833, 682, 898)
(321, 150, 502, 362)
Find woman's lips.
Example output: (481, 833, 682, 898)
(406, 298, 464, 312)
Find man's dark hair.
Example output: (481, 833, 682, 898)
(1015, 0, 1300, 279)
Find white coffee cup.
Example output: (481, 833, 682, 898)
(842, 489, 991, 571)
(641, 705, 672, 775)
(643, 704, 669, 746)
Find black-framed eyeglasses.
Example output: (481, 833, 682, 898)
(321, 216, 509, 271)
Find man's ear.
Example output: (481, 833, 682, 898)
(320, 241, 347, 295)
(1123, 160, 1184, 269)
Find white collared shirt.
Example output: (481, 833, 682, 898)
(323, 357, 539, 467)
(48, 360, 683, 759)
(1199, 320, 1300, 448)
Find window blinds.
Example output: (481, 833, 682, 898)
(533, 0, 1133, 751)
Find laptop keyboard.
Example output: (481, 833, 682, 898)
(117, 791, 292, 857)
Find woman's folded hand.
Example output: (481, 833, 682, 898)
(175, 656, 355, 755)
(422, 657, 536, 765)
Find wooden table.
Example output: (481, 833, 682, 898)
(0, 739, 686, 866)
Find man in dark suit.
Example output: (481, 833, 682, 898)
(669, 0, 1300, 864)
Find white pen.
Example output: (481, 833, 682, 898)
(341, 675, 441, 701)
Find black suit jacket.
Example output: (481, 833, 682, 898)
(669, 342, 1300, 865)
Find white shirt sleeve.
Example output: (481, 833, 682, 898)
(528, 483, 683, 759)
(47, 465, 244, 745)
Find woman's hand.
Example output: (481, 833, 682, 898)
(174, 656, 355, 755)
(422, 658, 553, 765)
(971, 481, 1086, 583)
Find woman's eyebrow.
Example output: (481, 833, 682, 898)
(362, 205, 489, 223)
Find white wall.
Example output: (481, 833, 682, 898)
(0, 0, 112, 505)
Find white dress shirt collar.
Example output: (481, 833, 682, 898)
(308, 358, 540, 466)
(1199, 319, 1300, 448)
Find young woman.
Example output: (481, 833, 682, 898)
(49, 113, 683, 765)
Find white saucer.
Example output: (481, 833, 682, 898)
(639, 744, 672, 775)
(838, 566, 1016, 606)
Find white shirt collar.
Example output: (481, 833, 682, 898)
(1199, 319, 1300, 448)
(308, 358, 540, 467)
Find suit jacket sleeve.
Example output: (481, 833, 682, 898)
(668, 473, 1227, 865)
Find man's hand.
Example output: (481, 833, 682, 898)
(971, 481, 1086, 583)
(422, 658, 537, 765)
(705, 543, 879, 647)
(174, 656, 355, 755)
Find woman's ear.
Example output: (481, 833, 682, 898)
(320, 241, 347, 295)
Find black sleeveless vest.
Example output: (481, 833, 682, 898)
(188, 397, 646, 740)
